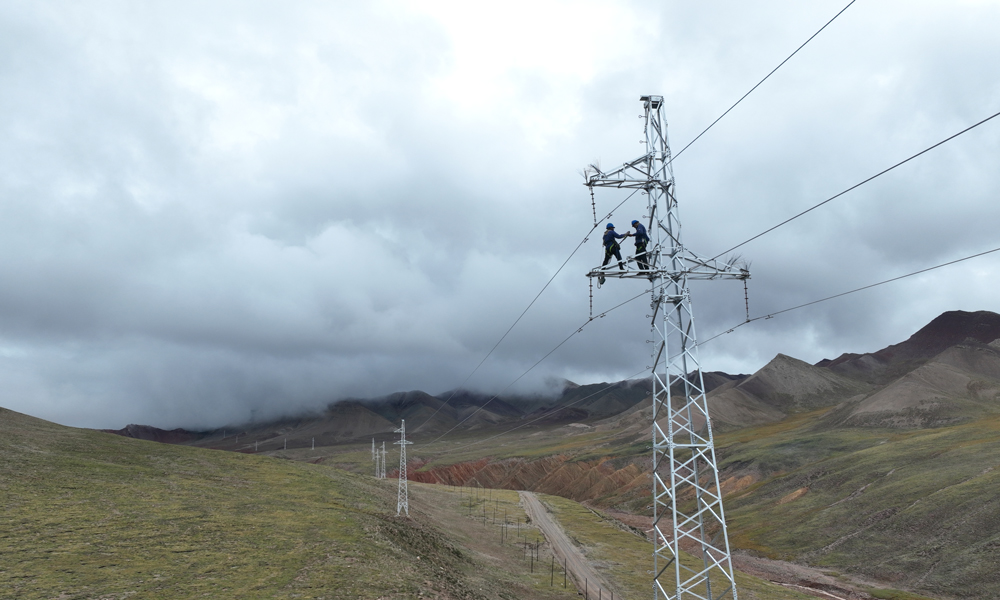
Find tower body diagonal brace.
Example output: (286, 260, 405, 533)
(586, 95, 749, 600)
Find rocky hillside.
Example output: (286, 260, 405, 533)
(814, 311, 1000, 429)
(705, 353, 872, 430)
(817, 309, 1000, 384)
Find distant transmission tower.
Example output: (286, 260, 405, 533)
(585, 95, 749, 600)
(376, 441, 383, 479)
(380, 441, 387, 479)
(372, 438, 378, 478)
(394, 420, 413, 516)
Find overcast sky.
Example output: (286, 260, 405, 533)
(2, 1, 999, 429)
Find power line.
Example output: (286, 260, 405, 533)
(441, 245, 1000, 452)
(426, 244, 1000, 456)
(699, 244, 1000, 346)
(412, 3, 860, 438)
(670, 0, 857, 165)
(711, 108, 1000, 261)
(412, 188, 642, 433)
(422, 282, 660, 447)
(414, 246, 1000, 465)
(422, 239, 1000, 450)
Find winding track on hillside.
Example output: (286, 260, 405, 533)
(519, 491, 617, 599)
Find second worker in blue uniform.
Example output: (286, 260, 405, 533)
(631, 219, 649, 271)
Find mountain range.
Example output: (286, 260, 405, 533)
(110, 309, 1000, 450)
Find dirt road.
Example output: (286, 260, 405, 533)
(519, 491, 618, 599)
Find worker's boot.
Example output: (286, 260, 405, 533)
(618, 262, 625, 271)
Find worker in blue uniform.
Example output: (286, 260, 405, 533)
(631, 219, 649, 271)
(602, 223, 628, 271)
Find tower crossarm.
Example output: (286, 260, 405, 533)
(586, 250, 749, 282)
(585, 153, 672, 191)
(677, 252, 749, 281)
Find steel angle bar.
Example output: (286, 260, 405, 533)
(657, 223, 683, 248)
(656, 557, 677, 581)
(655, 538, 674, 555)
(700, 551, 731, 573)
(680, 585, 710, 600)
(680, 570, 704, 586)
(589, 175, 667, 190)
(654, 580, 672, 598)
(651, 341, 666, 372)
(672, 459, 695, 476)
(681, 571, 709, 585)
(700, 504, 726, 526)
(654, 402, 670, 418)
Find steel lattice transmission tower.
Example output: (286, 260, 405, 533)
(380, 441, 387, 479)
(394, 420, 413, 516)
(585, 95, 749, 600)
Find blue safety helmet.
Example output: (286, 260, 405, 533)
(631, 220, 639, 225)
(606, 223, 614, 229)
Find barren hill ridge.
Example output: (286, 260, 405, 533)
(705, 353, 871, 430)
(817, 309, 1000, 384)
(109, 310, 1000, 448)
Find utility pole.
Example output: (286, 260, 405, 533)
(394, 420, 413, 516)
(585, 95, 748, 600)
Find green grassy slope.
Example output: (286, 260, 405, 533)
(1, 406, 845, 600)
(0, 407, 581, 599)
(718, 412, 1000, 599)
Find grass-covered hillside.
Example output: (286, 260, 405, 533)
(0, 407, 563, 599)
(2, 407, 820, 600)
(718, 410, 1000, 600)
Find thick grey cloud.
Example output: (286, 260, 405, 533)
(1, 1, 999, 429)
